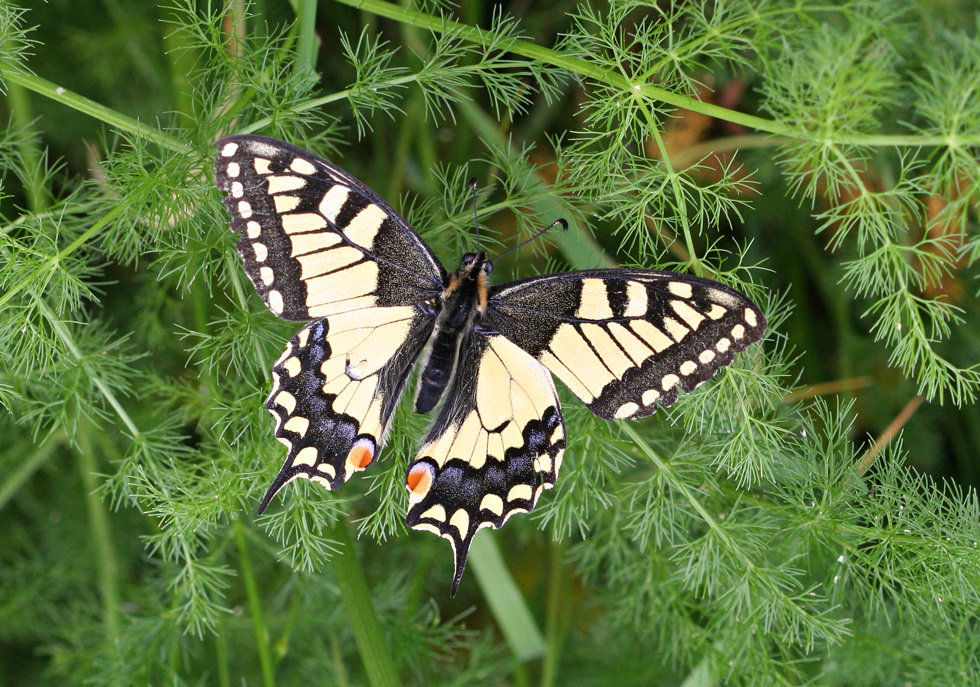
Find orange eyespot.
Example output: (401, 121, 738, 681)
(406, 463, 434, 502)
(345, 439, 375, 471)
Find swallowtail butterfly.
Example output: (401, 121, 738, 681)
(215, 135, 767, 595)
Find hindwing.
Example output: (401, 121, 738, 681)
(405, 332, 565, 596)
(260, 303, 434, 512)
(214, 135, 445, 320)
(486, 269, 767, 420)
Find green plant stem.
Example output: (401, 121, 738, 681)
(0, 70, 189, 152)
(5, 4, 975, 153)
(161, 7, 196, 127)
(512, 662, 531, 687)
(0, 201, 131, 312)
(232, 518, 277, 687)
(226, 257, 272, 372)
(619, 423, 746, 568)
(293, 0, 319, 83)
(0, 433, 60, 512)
(215, 618, 231, 687)
(328, 517, 401, 687)
(468, 531, 546, 662)
(541, 538, 571, 687)
(385, 93, 419, 201)
(76, 425, 121, 638)
(671, 134, 788, 170)
(34, 297, 141, 439)
(3, 77, 45, 211)
(455, 98, 617, 269)
(644, 111, 700, 272)
(329, 0, 980, 148)
(329, 632, 353, 687)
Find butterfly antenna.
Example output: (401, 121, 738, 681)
(469, 177, 480, 252)
(488, 218, 568, 263)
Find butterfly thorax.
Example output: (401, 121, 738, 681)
(413, 252, 491, 414)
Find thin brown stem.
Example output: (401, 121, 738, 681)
(856, 395, 925, 476)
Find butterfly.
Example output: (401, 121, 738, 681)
(214, 135, 767, 596)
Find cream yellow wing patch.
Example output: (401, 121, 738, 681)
(405, 334, 566, 596)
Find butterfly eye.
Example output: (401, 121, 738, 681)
(461, 252, 476, 265)
(483, 261, 493, 274)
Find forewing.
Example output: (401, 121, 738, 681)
(405, 333, 565, 596)
(215, 135, 445, 321)
(260, 303, 434, 511)
(486, 269, 767, 420)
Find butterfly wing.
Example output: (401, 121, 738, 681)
(402, 269, 765, 594)
(214, 135, 446, 510)
(484, 269, 767, 420)
(405, 331, 565, 596)
(215, 135, 445, 320)
(260, 306, 435, 511)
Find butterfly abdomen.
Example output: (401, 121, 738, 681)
(414, 255, 491, 414)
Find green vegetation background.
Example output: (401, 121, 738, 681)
(2, 0, 980, 685)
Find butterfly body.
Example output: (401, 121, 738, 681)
(415, 253, 491, 414)
(215, 135, 767, 595)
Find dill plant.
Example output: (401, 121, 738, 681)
(1, 0, 979, 685)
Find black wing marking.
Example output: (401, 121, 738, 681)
(260, 302, 435, 512)
(405, 332, 565, 596)
(215, 135, 445, 321)
(485, 269, 767, 420)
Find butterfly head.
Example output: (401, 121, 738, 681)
(459, 252, 492, 281)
